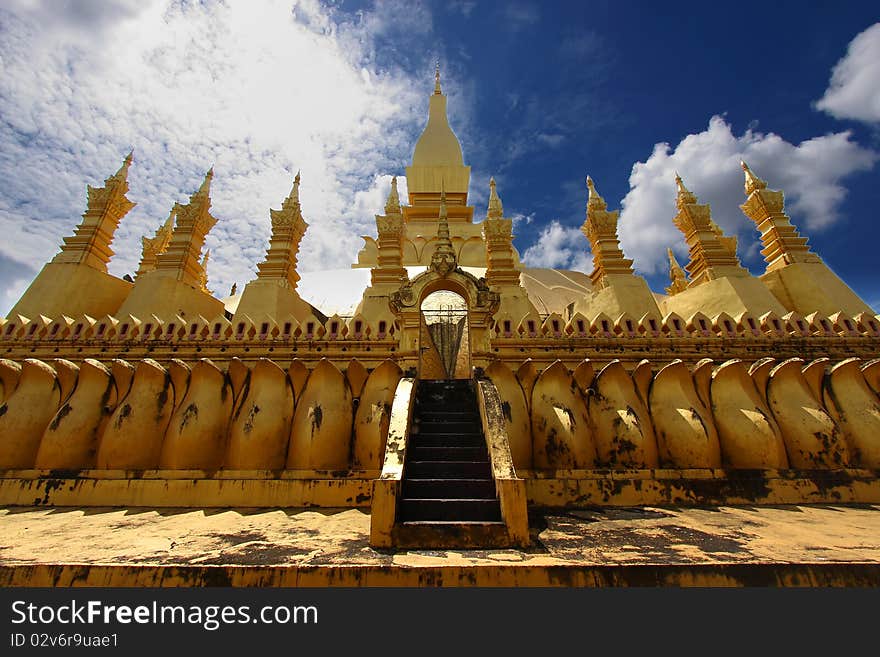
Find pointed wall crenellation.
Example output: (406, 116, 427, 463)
(739, 161, 820, 272)
(136, 208, 176, 278)
(52, 151, 136, 272)
(154, 168, 217, 287)
(581, 176, 634, 289)
(673, 173, 748, 286)
(255, 172, 309, 290)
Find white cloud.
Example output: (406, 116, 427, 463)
(815, 23, 880, 123)
(616, 116, 877, 276)
(521, 220, 591, 273)
(510, 212, 534, 231)
(0, 0, 433, 316)
(503, 3, 540, 30)
(447, 1, 476, 18)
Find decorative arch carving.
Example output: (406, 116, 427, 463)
(389, 267, 499, 376)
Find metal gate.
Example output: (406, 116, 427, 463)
(421, 305, 468, 379)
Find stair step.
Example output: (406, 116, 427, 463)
(399, 498, 502, 522)
(392, 521, 511, 549)
(410, 433, 486, 447)
(402, 478, 496, 499)
(414, 420, 481, 434)
(416, 410, 480, 421)
(406, 460, 493, 478)
(408, 446, 488, 462)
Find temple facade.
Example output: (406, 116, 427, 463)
(1, 71, 879, 549)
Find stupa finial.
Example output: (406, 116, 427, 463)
(586, 175, 606, 211)
(488, 177, 504, 219)
(434, 60, 442, 95)
(674, 171, 697, 207)
(741, 160, 767, 196)
(291, 170, 301, 204)
(385, 176, 401, 214)
(115, 150, 133, 181)
(194, 167, 213, 200)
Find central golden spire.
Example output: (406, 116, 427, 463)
(406, 64, 471, 201)
(411, 65, 464, 167)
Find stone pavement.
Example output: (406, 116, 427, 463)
(2, 505, 879, 586)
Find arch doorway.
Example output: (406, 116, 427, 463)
(419, 289, 470, 379)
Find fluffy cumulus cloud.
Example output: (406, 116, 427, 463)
(0, 0, 431, 315)
(616, 116, 877, 276)
(521, 220, 592, 273)
(815, 23, 880, 124)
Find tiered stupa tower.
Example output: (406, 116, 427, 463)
(233, 173, 315, 323)
(661, 173, 786, 318)
(739, 161, 873, 316)
(117, 169, 225, 320)
(8, 153, 136, 320)
(482, 178, 539, 320)
(575, 176, 661, 320)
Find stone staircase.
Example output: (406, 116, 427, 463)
(394, 379, 510, 548)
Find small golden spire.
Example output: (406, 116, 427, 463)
(674, 172, 696, 207)
(116, 150, 133, 179)
(384, 176, 401, 214)
(434, 60, 442, 95)
(741, 160, 767, 196)
(488, 177, 504, 219)
(586, 175, 607, 211)
(281, 171, 301, 211)
(198, 249, 211, 294)
(666, 248, 688, 295)
(431, 179, 457, 276)
(193, 167, 213, 200)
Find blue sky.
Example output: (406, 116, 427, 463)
(1, 0, 878, 316)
